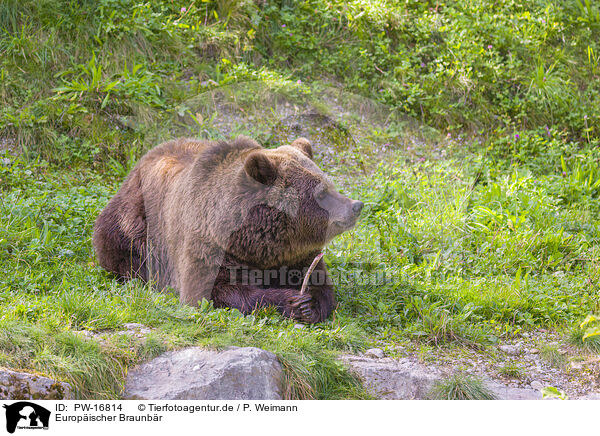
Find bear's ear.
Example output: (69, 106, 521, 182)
(290, 137, 313, 159)
(244, 151, 278, 185)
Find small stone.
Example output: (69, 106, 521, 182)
(123, 323, 145, 330)
(531, 381, 544, 390)
(121, 323, 153, 336)
(293, 324, 305, 329)
(529, 348, 539, 354)
(365, 348, 385, 359)
(73, 330, 94, 338)
(499, 345, 520, 355)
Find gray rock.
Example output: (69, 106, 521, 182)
(0, 368, 72, 400)
(124, 347, 283, 400)
(579, 393, 600, 400)
(499, 345, 520, 355)
(364, 348, 385, 359)
(486, 381, 541, 400)
(570, 361, 583, 370)
(74, 323, 154, 342)
(340, 355, 442, 399)
(340, 355, 544, 400)
(530, 380, 544, 390)
(123, 322, 147, 330)
(119, 323, 154, 338)
(73, 330, 95, 338)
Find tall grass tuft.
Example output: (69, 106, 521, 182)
(428, 374, 497, 400)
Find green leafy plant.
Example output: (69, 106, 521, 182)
(569, 319, 600, 354)
(541, 386, 568, 400)
(580, 314, 600, 342)
(53, 55, 164, 109)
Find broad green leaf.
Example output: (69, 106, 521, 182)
(541, 386, 567, 400)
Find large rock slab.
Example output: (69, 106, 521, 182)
(124, 347, 283, 400)
(340, 355, 542, 400)
(340, 355, 442, 400)
(0, 368, 72, 400)
(485, 380, 541, 400)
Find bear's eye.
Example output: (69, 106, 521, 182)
(316, 190, 327, 201)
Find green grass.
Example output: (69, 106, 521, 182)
(569, 326, 600, 354)
(539, 344, 569, 369)
(1, 0, 600, 399)
(497, 362, 526, 379)
(428, 374, 497, 400)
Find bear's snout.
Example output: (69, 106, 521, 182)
(352, 200, 364, 215)
(342, 198, 363, 226)
(327, 197, 363, 234)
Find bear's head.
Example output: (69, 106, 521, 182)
(232, 137, 363, 267)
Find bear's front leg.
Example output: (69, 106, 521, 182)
(210, 260, 336, 323)
(210, 281, 317, 323)
(287, 257, 336, 323)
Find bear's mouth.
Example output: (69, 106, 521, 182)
(331, 202, 363, 233)
(331, 216, 360, 232)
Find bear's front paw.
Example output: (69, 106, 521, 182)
(287, 294, 319, 324)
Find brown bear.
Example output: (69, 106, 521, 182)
(92, 136, 363, 323)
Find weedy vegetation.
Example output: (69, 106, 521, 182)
(1, 0, 600, 398)
(427, 373, 497, 400)
(539, 344, 569, 369)
(497, 362, 526, 379)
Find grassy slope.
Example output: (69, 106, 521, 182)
(1, 0, 600, 398)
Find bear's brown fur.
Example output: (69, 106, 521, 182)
(92, 136, 363, 323)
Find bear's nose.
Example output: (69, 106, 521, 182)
(352, 201, 364, 214)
